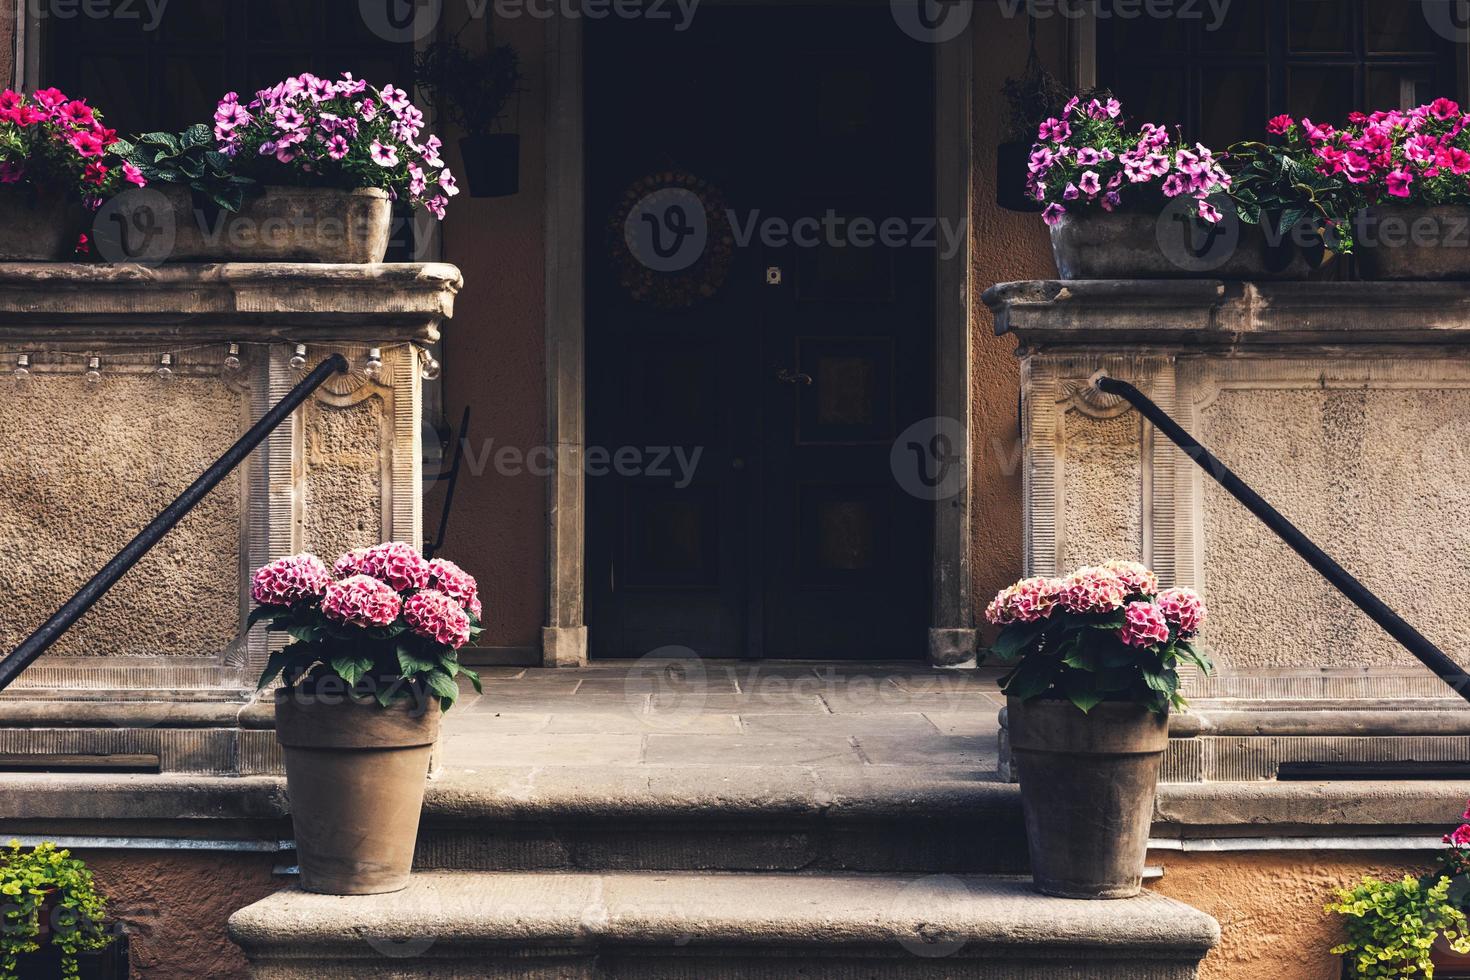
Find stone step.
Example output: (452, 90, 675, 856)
(227, 871, 1219, 979)
(415, 767, 1029, 875)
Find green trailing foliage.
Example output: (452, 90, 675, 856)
(1227, 136, 1360, 256)
(1328, 875, 1470, 979)
(0, 841, 114, 980)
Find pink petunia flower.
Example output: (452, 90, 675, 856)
(1266, 114, 1294, 136)
(1386, 169, 1415, 198)
(369, 140, 399, 167)
(1042, 202, 1066, 227)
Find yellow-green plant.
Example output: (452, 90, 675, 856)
(0, 841, 114, 980)
(1327, 875, 1470, 978)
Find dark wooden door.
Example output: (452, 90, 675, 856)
(586, 5, 933, 660)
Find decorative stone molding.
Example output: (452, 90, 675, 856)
(0, 263, 459, 774)
(986, 279, 1470, 764)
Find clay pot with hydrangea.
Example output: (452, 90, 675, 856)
(986, 561, 1212, 901)
(249, 541, 483, 895)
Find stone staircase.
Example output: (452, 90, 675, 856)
(227, 766, 1220, 978)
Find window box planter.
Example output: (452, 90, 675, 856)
(1049, 210, 1317, 280)
(0, 190, 80, 261)
(1356, 205, 1470, 281)
(110, 185, 392, 264)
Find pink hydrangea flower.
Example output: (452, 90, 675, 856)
(1156, 587, 1207, 639)
(404, 589, 472, 649)
(1058, 567, 1128, 615)
(339, 542, 432, 592)
(1118, 601, 1171, 649)
(1101, 561, 1158, 597)
(429, 557, 482, 619)
(985, 577, 1062, 626)
(251, 553, 332, 607)
(322, 574, 402, 629)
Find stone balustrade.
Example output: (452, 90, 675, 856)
(0, 263, 460, 774)
(986, 280, 1470, 780)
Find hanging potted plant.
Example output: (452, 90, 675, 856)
(251, 544, 483, 895)
(414, 29, 522, 197)
(987, 562, 1212, 899)
(145, 72, 462, 264)
(0, 841, 124, 980)
(997, 25, 1067, 213)
(1030, 93, 1312, 279)
(0, 87, 144, 260)
(1315, 99, 1470, 280)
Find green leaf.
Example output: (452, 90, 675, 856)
(330, 656, 374, 686)
(1067, 687, 1105, 713)
(397, 647, 438, 677)
(461, 666, 483, 694)
(247, 605, 282, 629)
(989, 619, 1047, 661)
(287, 624, 321, 643)
(1142, 669, 1179, 697)
(256, 650, 290, 691)
(180, 123, 212, 149)
(373, 684, 397, 708)
(1002, 654, 1059, 702)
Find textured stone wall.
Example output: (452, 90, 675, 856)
(0, 373, 248, 657)
(1061, 408, 1143, 571)
(1198, 377, 1470, 672)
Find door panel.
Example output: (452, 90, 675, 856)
(586, 5, 933, 660)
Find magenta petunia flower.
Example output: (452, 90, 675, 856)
(1386, 169, 1415, 198)
(1042, 202, 1066, 227)
(1266, 114, 1294, 136)
(403, 589, 472, 650)
(251, 554, 333, 607)
(322, 575, 402, 629)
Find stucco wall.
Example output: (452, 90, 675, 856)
(969, 8, 1063, 632)
(430, 10, 549, 653)
(1148, 850, 1430, 980)
(73, 849, 280, 979)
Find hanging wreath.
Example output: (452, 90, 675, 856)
(608, 171, 734, 311)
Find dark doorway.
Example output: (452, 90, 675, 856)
(586, 5, 935, 660)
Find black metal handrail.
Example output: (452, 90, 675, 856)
(0, 353, 349, 693)
(1092, 371, 1470, 707)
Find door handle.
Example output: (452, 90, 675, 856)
(775, 367, 813, 385)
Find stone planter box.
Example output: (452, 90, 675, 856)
(1357, 205, 1470, 280)
(105, 185, 393, 263)
(0, 190, 81, 261)
(1050, 210, 1315, 280)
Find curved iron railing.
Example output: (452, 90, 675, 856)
(1092, 371, 1470, 707)
(0, 353, 349, 693)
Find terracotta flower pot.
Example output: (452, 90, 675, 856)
(0, 190, 81, 261)
(99, 185, 393, 263)
(275, 688, 439, 895)
(1050, 208, 1317, 280)
(1356, 205, 1470, 280)
(1007, 697, 1170, 899)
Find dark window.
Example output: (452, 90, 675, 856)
(45, 0, 413, 136)
(1099, 0, 1460, 147)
